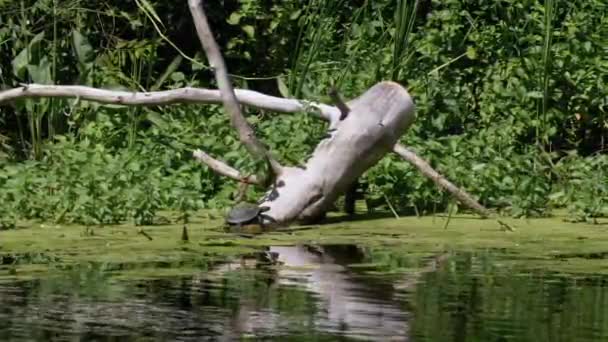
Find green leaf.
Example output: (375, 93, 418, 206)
(466, 46, 477, 60)
(548, 191, 565, 201)
(72, 30, 94, 65)
(152, 55, 183, 90)
(277, 76, 290, 98)
(11, 47, 29, 78)
(227, 12, 242, 25)
(145, 112, 168, 130)
(170, 72, 185, 82)
(290, 9, 302, 20)
(526, 91, 543, 99)
(242, 25, 255, 39)
(471, 163, 486, 171)
(11, 32, 45, 79)
(136, 0, 164, 28)
(29, 32, 45, 46)
(26, 57, 52, 84)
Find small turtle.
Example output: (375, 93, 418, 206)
(225, 202, 272, 231)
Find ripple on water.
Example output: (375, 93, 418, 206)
(1, 247, 608, 341)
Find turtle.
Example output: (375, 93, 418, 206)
(225, 202, 272, 231)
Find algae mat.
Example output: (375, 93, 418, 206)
(1, 213, 607, 280)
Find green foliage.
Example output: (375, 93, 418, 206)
(0, 132, 206, 226)
(356, 0, 607, 218)
(0, 0, 607, 225)
(550, 152, 608, 222)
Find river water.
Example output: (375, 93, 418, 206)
(0, 245, 607, 341)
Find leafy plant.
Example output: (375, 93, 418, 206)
(0, 0, 606, 225)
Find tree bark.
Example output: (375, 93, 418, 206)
(0, 85, 338, 121)
(257, 81, 415, 224)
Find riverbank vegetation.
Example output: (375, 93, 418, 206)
(1, 0, 607, 228)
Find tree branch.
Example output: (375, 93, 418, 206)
(393, 143, 491, 218)
(193, 149, 261, 185)
(188, 0, 282, 175)
(0, 83, 491, 218)
(0, 85, 339, 121)
(0, 83, 489, 217)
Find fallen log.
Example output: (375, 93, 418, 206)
(255, 81, 416, 223)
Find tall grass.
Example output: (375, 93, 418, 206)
(392, 0, 419, 81)
(539, 0, 556, 146)
(19, 0, 42, 160)
(288, 0, 344, 98)
(48, 0, 58, 140)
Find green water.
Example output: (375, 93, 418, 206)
(0, 245, 607, 341)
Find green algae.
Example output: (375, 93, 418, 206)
(1, 212, 607, 280)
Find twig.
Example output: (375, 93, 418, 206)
(497, 219, 515, 232)
(443, 201, 455, 230)
(137, 229, 153, 241)
(384, 193, 400, 219)
(393, 143, 491, 218)
(188, 0, 282, 176)
(181, 225, 190, 242)
(193, 149, 262, 186)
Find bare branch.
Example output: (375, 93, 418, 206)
(392, 143, 491, 218)
(0, 83, 489, 218)
(188, 0, 282, 175)
(0, 85, 339, 121)
(193, 149, 262, 186)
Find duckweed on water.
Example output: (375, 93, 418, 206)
(1, 212, 607, 280)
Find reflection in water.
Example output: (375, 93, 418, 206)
(409, 253, 608, 342)
(0, 245, 414, 341)
(224, 245, 411, 340)
(0, 247, 607, 341)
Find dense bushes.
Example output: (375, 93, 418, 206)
(0, 0, 606, 226)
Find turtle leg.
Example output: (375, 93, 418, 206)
(258, 214, 277, 225)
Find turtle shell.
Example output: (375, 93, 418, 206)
(225, 203, 263, 224)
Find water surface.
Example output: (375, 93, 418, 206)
(1, 245, 607, 341)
